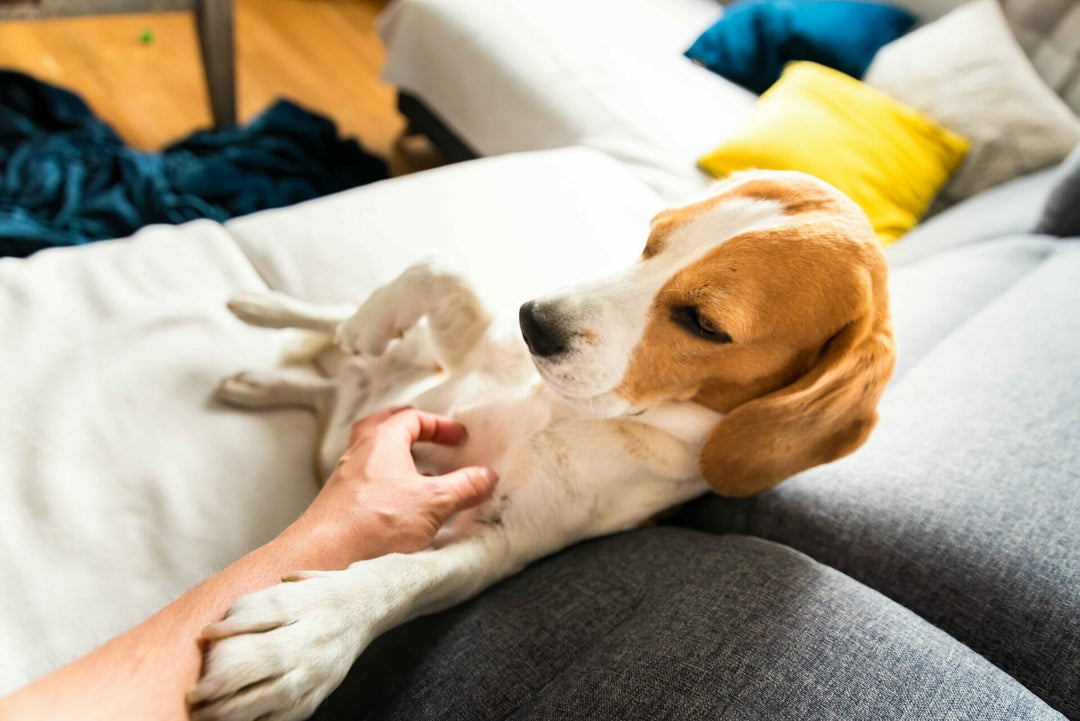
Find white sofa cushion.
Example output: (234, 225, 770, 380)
(225, 148, 666, 309)
(379, 0, 755, 203)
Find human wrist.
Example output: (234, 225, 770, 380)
(269, 518, 359, 573)
(273, 508, 395, 572)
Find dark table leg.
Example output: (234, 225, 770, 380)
(195, 0, 235, 128)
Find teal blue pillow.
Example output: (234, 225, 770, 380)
(685, 0, 916, 94)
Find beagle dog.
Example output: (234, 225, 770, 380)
(192, 170, 895, 721)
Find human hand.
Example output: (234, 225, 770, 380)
(279, 407, 498, 569)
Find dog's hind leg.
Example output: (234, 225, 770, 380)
(227, 291, 355, 335)
(215, 369, 336, 413)
(335, 259, 493, 370)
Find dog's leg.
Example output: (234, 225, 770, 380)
(189, 533, 514, 721)
(227, 291, 356, 335)
(334, 259, 492, 369)
(215, 369, 336, 413)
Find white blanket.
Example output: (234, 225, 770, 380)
(0, 148, 663, 693)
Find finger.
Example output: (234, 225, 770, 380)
(348, 406, 411, 446)
(431, 466, 499, 520)
(386, 408, 469, 446)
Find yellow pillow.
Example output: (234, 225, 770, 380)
(698, 61, 968, 245)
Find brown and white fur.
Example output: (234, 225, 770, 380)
(190, 170, 895, 721)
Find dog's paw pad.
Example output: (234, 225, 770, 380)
(214, 372, 283, 408)
(281, 570, 331, 583)
(226, 292, 290, 328)
(334, 318, 395, 357)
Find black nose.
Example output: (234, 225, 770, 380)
(519, 301, 568, 357)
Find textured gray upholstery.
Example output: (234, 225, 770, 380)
(1036, 144, 1080, 237)
(313, 530, 1063, 721)
(676, 239, 1080, 716)
(304, 233, 1080, 721)
(888, 235, 1056, 381)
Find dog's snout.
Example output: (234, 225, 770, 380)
(519, 301, 569, 358)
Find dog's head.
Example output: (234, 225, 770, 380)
(520, 170, 895, 497)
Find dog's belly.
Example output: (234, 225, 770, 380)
(317, 324, 708, 550)
(409, 371, 554, 481)
(318, 322, 537, 474)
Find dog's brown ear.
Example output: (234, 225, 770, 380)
(699, 311, 895, 497)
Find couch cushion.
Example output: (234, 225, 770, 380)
(888, 236, 1055, 380)
(675, 239, 1080, 717)
(224, 148, 665, 310)
(311, 530, 1064, 720)
(379, 0, 754, 202)
(1035, 143, 1080, 237)
(886, 165, 1060, 267)
(378, 0, 1078, 213)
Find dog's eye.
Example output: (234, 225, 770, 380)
(671, 306, 733, 344)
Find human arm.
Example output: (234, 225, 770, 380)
(0, 407, 497, 721)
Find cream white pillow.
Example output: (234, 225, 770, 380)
(865, 0, 1080, 204)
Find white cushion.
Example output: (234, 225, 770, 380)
(378, 0, 755, 203)
(225, 147, 666, 310)
(864, 0, 1080, 204)
(859, 0, 1080, 114)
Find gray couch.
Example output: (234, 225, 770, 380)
(293, 158, 1078, 720)
(2, 0, 1075, 714)
(363, 0, 1080, 714)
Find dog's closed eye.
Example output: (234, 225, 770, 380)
(670, 305, 733, 344)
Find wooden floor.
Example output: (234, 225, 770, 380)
(0, 0, 441, 173)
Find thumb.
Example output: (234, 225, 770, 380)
(433, 466, 499, 517)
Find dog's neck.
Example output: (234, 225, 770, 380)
(539, 382, 723, 446)
(628, 401, 725, 446)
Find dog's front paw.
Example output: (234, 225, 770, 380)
(333, 293, 402, 357)
(188, 574, 368, 721)
(334, 317, 392, 357)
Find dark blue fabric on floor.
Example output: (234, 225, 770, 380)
(0, 70, 387, 258)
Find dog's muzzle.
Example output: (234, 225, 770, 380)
(519, 300, 569, 358)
